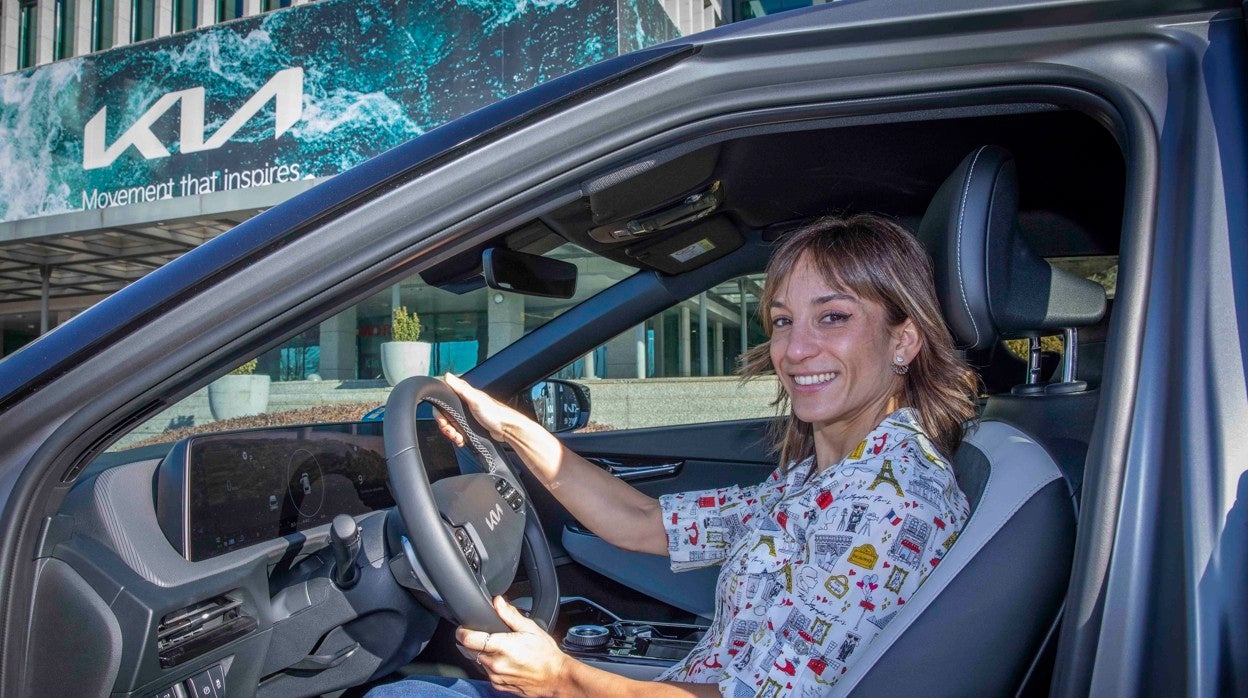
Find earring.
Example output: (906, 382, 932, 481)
(891, 354, 909, 375)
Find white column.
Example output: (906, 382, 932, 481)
(635, 323, 647, 378)
(39, 266, 51, 334)
(243, 0, 262, 16)
(698, 292, 708, 377)
(713, 321, 724, 376)
(112, 0, 132, 48)
(2, 0, 20, 73)
(154, 0, 173, 37)
(487, 292, 524, 358)
(679, 305, 691, 377)
(738, 278, 749, 355)
(36, 0, 55, 65)
(318, 307, 358, 380)
(72, 0, 92, 55)
(582, 349, 596, 379)
(197, 0, 215, 28)
(653, 313, 665, 377)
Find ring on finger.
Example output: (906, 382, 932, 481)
(483, 634, 491, 653)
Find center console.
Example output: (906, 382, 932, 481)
(552, 598, 708, 677)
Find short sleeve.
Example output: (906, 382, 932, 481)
(660, 485, 760, 572)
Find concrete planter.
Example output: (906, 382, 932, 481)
(381, 341, 432, 386)
(208, 374, 271, 420)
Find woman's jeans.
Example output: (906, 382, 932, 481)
(365, 674, 513, 697)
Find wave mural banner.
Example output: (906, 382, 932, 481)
(0, 0, 678, 224)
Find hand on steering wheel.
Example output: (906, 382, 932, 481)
(384, 376, 559, 635)
(434, 373, 524, 446)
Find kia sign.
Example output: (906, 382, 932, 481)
(0, 0, 677, 224)
(82, 67, 304, 170)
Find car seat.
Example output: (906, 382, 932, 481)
(834, 145, 1106, 695)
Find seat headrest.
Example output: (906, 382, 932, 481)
(917, 146, 1106, 352)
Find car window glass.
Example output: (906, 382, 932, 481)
(108, 244, 634, 451)
(548, 273, 779, 432)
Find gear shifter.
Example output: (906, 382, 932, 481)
(330, 514, 361, 589)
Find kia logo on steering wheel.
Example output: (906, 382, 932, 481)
(485, 503, 503, 531)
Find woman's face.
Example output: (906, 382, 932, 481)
(768, 253, 916, 438)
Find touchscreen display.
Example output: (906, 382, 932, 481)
(183, 420, 462, 561)
(186, 423, 397, 560)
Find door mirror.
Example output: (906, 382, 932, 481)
(519, 379, 591, 433)
(483, 248, 577, 299)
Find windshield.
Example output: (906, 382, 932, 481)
(110, 244, 635, 451)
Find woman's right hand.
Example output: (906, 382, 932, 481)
(436, 372, 532, 446)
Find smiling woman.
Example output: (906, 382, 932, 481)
(743, 215, 979, 468)
(368, 213, 978, 697)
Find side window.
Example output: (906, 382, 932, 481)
(553, 273, 779, 431)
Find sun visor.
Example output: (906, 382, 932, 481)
(625, 217, 743, 275)
(587, 148, 719, 224)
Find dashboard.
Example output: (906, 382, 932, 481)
(155, 421, 458, 561)
(41, 420, 463, 698)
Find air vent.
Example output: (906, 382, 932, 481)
(157, 594, 256, 668)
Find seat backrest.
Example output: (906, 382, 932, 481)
(835, 145, 1104, 696)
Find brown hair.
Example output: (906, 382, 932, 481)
(741, 214, 978, 466)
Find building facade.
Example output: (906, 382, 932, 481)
(0, 0, 816, 384)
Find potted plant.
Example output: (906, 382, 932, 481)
(381, 306, 432, 386)
(207, 358, 272, 420)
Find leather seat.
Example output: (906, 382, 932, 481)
(834, 146, 1106, 695)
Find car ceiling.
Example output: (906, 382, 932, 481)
(548, 108, 1125, 269)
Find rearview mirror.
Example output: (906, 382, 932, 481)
(517, 379, 591, 433)
(483, 248, 577, 299)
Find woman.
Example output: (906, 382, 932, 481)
(370, 214, 978, 697)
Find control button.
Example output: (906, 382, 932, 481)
(185, 670, 217, 698)
(153, 687, 177, 698)
(506, 491, 524, 511)
(207, 664, 226, 697)
(494, 479, 511, 495)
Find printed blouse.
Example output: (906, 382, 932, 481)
(655, 408, 969, 697)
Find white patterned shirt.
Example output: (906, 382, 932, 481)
(655, 408, 969, 697)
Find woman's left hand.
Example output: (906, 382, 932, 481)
(456, 596, 572, 696)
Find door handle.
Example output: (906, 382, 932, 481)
(586, 457, 682, 481)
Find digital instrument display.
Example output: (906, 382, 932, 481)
(180, 421, 458, 561)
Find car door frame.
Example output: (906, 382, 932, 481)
(3, 2, 1244, 696)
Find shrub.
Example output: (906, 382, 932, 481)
(392, 306, 422, 342)
(229, 359, 259, 375)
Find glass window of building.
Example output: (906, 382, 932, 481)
(736, 0, 819, 21)
(216, 0, 242, 22)
(263, 0, 291, 12)
(173, 0, 196, 32)
(18, 0, 37, 69)
(55, 0, 77, 60)
(131, 0, 155, 42)
(92, 0, 115, 51)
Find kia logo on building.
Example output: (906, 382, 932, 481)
(82, 67, 304, 170)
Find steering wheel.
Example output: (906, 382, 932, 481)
(384, 376, 559, 634)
